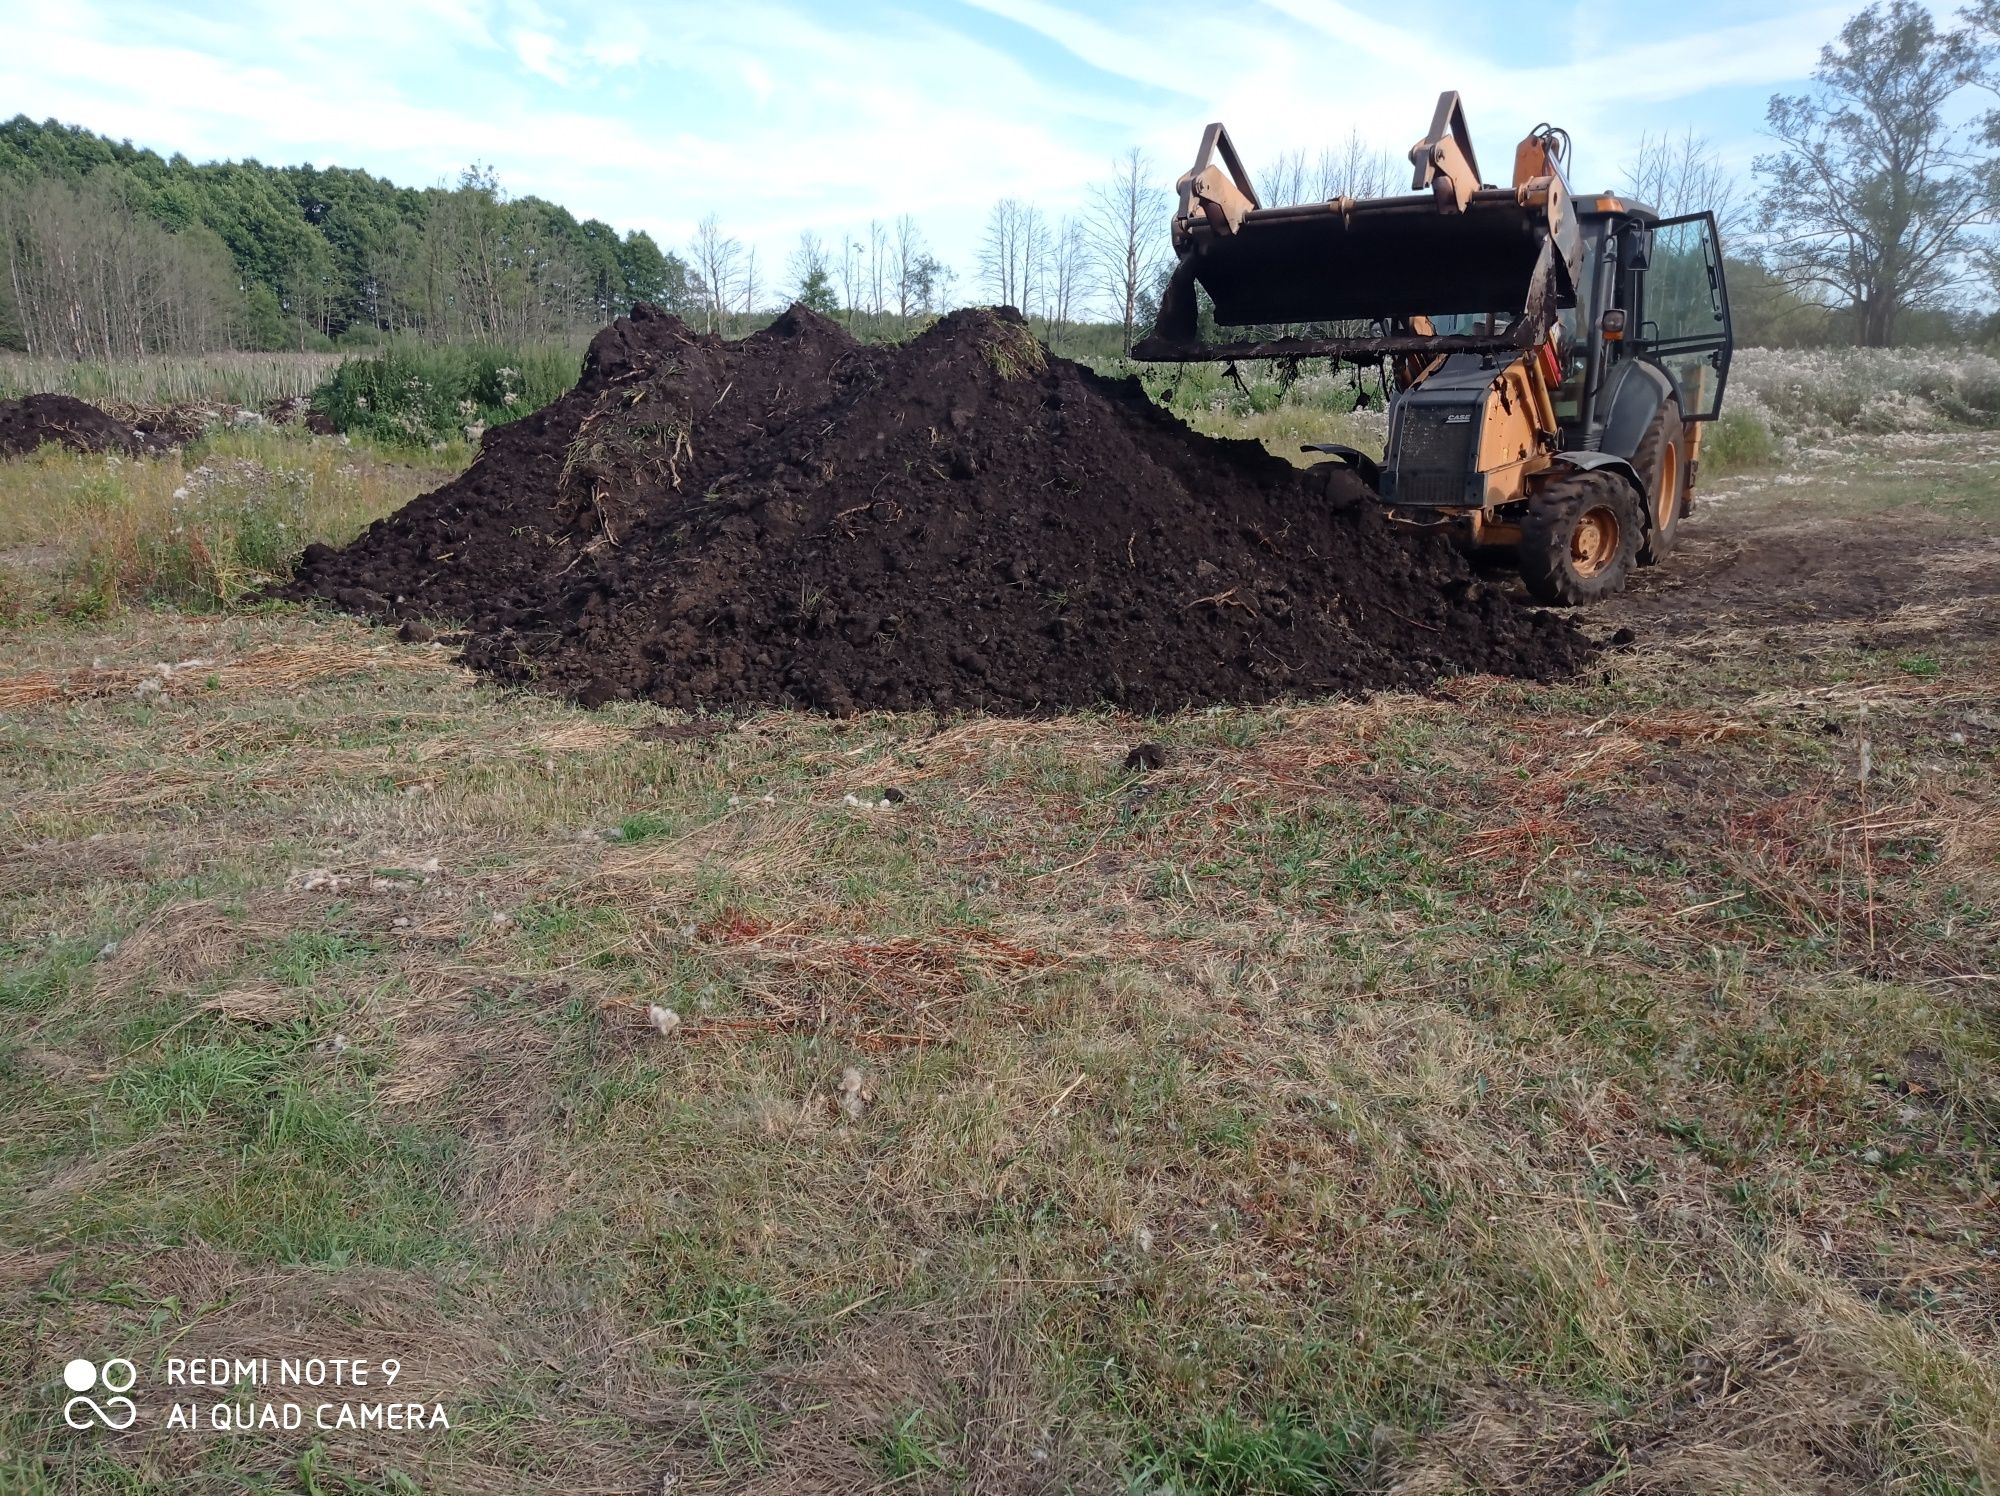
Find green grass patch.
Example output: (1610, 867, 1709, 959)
(175, 1078, 462, 1267)
(112, 1041, 281, 1127)
(1134, 1408, 1369, 1495)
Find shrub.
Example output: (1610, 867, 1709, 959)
(1703, 402, 1779, 474)
(312, 343, 577, 449)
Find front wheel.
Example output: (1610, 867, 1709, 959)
(1519, 471, 1641, 606)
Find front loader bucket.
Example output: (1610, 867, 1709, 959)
(1135, 110, 1582, 363)
(1191, 194, 1548, 326)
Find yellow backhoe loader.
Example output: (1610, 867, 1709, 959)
(1136, 93, 1734, 603)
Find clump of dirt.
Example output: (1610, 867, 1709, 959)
(0, 393, 167, 457)
(284, 303, 1592, 713)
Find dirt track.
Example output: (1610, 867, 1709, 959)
(1606, 462, 2000, 646)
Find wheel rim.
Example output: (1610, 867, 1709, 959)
(1571, 505, 1619, 575)
(1656, 439, 1680, 530)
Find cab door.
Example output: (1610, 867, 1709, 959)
(1639, 211, 1732, 421)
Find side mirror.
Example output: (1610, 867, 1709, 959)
(1619, 228, 1653, 270)
(1599, 309, 1627, 342)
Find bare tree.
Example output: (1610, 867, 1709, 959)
(893, 215, 924, 322)
(927, 259, 957, 312)
(1019, 203, 1050, 323)
(838, 233, 863, 324)
(1047, 216, 1092, 348)
(689, 213, 741, 335)
(980, 198, 1030, 308)
(868, 219, 889, 330)
(1624, 130, 1747, 234)
(0, 173, 239, 358)
(1086, 149, 1168, 353)
(1260, 148, 1303, 206)
(1313, 130, 1397, 200)
(1754, 0, 1993, 346)
(891, 218, 949, 318)
(740, 245, 760, 320)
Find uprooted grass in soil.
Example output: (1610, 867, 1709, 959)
(0, 439, 1995, 1494)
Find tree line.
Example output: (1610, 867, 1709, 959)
(0, 118, 688, 357)
(5, 0, 2000, 362)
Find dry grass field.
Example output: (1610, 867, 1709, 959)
(0, 420, 1995, 1493)
(0, 353, 346, 410)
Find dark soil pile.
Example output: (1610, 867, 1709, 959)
(0, 393, 166, 457)
(284, 303, 1591, 713)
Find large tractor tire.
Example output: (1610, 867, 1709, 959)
(1519, 470, 1641, 606)
(1631, 397, 1687, 567)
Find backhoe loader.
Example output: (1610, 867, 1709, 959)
(1136, 93, 1734, 604)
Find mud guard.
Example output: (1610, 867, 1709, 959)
(1550, 449, 1644, 500)
(1595, 360, 1676, 466)
(1299, 442, 1382, 490)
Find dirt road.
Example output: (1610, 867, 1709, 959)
(1609, 435, 2000, 647)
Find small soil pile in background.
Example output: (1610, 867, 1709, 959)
(284, 304, 1591, 713)
(0, 393, 167, 457)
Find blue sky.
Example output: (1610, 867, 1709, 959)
(3, 0, 1856, 291)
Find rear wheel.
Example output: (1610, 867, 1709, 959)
(1519, 470, 1641, 605)
(1632, 398, 1686, 566)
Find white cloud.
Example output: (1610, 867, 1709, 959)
(510, 30, 570, 86)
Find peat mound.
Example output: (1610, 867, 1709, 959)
(0, 393, 167, 457)
(284, 303, 1592, 713)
